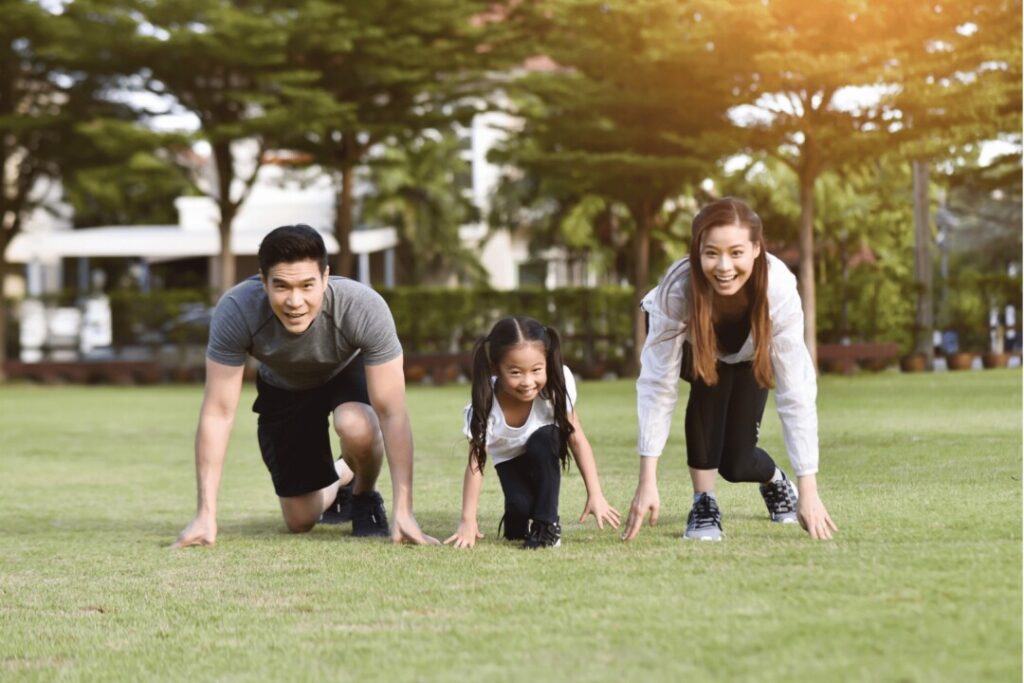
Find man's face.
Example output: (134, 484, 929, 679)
(261, 259, 328, 334)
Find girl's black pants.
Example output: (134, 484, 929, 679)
(493, 425, 561, 540)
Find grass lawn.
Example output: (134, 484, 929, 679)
(0, 369, 1020, 682)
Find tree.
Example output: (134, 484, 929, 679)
(729, 0, 1021, 362)
(892, 0, 1021, 359)
(284, 0, 507, 277)
(361, 132, 485, 286)
(717, 157, 918, 349)
(0, 0, 134, 379)
(56, 115, 192, 228)
(495, 0, 746, 369)
(119, 0, 330, 295)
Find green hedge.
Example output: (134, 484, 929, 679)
(379, 286, 636, 374)
(80, 286, 637, 373)
(107, 289, 211, 346)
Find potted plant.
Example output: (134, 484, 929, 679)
(900, 353, 929, 373)
(982, 351, 1009, 369)
(946, 351, 976, 371)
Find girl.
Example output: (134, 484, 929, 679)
(623, 197, 838, 542)
(444, 316, 620, 549)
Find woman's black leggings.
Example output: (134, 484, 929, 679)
(685, 361, 777, 483)
(494, 425, 561, 539)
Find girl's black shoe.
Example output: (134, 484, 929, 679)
(523, 520, 561, 549)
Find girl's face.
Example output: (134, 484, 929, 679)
(495, 342, 547, 404)
(699, 223, 761, 297)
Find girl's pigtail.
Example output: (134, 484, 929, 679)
(543, 326, 575, 470)
(468, 336, 493, 473)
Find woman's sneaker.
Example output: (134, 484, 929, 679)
(523, 520, 561, 549)
(351, 490, 390, 537)
(759, 472, 799, 523)
(683, 493, 723, 541)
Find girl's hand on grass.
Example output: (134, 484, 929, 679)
(579, 495, 621, 530)
(172, 516, 217, 548)
(443, 521, 483, 549)
(622, 481, 660, 541)
(797, 493, 838, 540)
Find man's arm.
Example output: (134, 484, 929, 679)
(173, 358, 245, 548)
(364, 355, 438, 545)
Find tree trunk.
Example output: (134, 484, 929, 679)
(798, 172, 818, 365)
(212, 142, 237, 297)
(334, 165, 355, 278)
(628, 203, 653, 377)
(0, 230, 11, 382)
(912, 160, 934, 364)
(0, 267, 7, 382)
(218, 204, 237, 295)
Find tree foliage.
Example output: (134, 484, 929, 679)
(0, 0, 140, 376)
(110, 0, 328, 294)
(495, 0, 747, 367)
(726, 0, 1021, 360)
(362, 132, 485, 286)
(282, 0, 509, 277)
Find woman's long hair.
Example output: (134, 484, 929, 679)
(467, 316, 575, 473)
(663, 197, 773, 388)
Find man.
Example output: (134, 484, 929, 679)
(174, 224, 437, 547)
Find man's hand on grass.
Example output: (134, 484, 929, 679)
(173, 515, 217, 548)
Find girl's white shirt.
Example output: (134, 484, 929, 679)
(462, 365, 577, 466)
(637, 253, 819, 476)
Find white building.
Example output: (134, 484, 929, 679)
(5, 111, 589, 299)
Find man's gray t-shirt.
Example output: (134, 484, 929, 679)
(206, 275, 403, 391)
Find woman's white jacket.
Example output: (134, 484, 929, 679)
(636, 253, 819, 476)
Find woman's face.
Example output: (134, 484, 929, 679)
(699, 223, 761, 297)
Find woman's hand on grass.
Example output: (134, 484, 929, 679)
(622, 480, 660, 541)
(579, 494, 621, 530)
(443, 520, 483, 549)
(795, 480, 838, 540)
(172, 515, 217, 548)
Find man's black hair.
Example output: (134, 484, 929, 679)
(258, 224, 329, 274)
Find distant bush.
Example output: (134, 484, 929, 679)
(379, 286, 636, 375)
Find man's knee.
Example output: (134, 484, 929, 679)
(280, 491, 326, 533)
(334, 403, 381, 456)
(285, 516, 317, 534)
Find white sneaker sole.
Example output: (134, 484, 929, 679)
(682, 533, 723, 541)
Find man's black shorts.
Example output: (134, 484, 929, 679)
(252, 357, 371, 497)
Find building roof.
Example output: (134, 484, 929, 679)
(7, 225, 397, 264)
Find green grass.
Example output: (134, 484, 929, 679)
(0, 370, 1020, 682)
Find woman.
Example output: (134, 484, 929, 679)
(623, 197, 837, 542)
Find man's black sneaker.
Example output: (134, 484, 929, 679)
(759, 471, 799, 524)
(351, 490, 390, 537)
(523, 520, 561, 549)
(683, 492, 723, 541)
(319, 480, 354, 525)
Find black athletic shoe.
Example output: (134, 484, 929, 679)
(523, 519, 561, 549)
(759, 472, 799, 524)
(683, 493, 723, 541)
(351, 490, 389, 537)
(319, 480, 354, 525)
